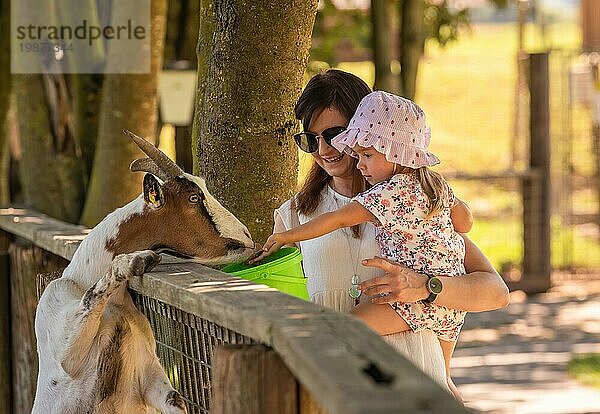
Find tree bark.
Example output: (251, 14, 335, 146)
(193, 0, 318, 242)
(371, 0, 400, 94)
(399, 0, 426, 100)
(80, 0, 168, 227)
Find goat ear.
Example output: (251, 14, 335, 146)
(143, 174, 165, 209)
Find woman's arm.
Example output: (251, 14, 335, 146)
(359, 234, 509, 312)
(251, 201, 375, 263)
(450, 199, 473, 233)
(272, 210, 299, 248)
(434, 234, 509, 311)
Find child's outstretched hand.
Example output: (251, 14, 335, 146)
(248, 233, 288, 264)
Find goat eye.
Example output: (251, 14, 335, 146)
(189, 194, 200, 203)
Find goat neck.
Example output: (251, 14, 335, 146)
(61, 197, 148, 290)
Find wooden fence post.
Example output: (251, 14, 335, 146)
(212, 344, 299, 414)
(522, 52, 552, 294)
(0, 230, 12, 414)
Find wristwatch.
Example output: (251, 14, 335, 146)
(423, 275, 443, 303)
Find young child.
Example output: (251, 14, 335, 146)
(251, 91, 473, 399)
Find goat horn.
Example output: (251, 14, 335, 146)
(123, 129, 184, 178)
(130, 158, 170, 182)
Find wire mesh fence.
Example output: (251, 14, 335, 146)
(36, 272, 258, 414)
(130, 292, 256, 414)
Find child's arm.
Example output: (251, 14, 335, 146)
(250, 201, 375, 263)
(450, 198, 473, 233)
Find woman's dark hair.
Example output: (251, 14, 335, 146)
(293, 69, 371, 237)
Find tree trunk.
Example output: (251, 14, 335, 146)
(193, 0, 318, 242)
(14, 74, 87, 222)
(12, 0, 89, 222)
(399, 0, 426, 100)
(56, 0, 105, 182)
(164, 0, 200, 66)
(371, 0, 400, 94)
(80, 0, 168, 227)
(0, 0, 11, 204)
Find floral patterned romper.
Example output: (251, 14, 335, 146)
(353, 173, 467, 341)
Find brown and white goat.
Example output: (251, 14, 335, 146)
(32, 130, 256, 414)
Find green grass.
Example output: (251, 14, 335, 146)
(308, 22, 600, 270)
(568, 354, 600, 389)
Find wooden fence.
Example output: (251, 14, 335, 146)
(0, 207, 467, 414)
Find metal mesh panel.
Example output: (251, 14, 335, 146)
(549, 49, 600, 271)
(131, 291, 256, 413)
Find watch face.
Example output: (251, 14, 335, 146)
(428, 277, 443, 294)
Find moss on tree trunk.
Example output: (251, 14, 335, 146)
(80, 0, 167, 227)
(193, 0, 318, 242)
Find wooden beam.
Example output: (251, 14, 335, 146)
(0, 208, 469, 413)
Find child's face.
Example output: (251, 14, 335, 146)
(353, 146, 396, 185)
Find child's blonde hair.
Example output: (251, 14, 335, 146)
(400, 166, 450, 220)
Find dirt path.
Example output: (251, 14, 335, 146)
(453, 277, 600, 413)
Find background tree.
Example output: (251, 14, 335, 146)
(192, 0, 319, 242)
(59, 0, 105, 181)
(372, 0, 400, 93)
(309, 0, 371, 68)
(164, 0, 199, 66)
(80, 0, 168, 226)
(13, 0, 87, 222)
(311, 0, 508, 99)
(399, 0, 427, 99)
(7, 0, 104, 222)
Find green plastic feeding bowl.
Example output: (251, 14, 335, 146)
(221, 247, 309, 301)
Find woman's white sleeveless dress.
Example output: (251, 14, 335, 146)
(275, 186, 448, 389)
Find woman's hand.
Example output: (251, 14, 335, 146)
(248, 233, 288, 264)
(359, 256, 429, 304)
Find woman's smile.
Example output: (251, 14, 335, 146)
(323, 154, 344, 163)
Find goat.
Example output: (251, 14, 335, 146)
(32, 130, 256, 414)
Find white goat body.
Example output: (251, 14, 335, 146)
(32, 132, 255, 413)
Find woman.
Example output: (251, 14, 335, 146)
(273, 69, 509, 392)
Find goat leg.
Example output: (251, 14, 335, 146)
(61, 251, 161, 377)
(144, 359, 188, 414)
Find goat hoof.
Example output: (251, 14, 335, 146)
(165, 390, 187, 413)
(130, 250, 161, 277)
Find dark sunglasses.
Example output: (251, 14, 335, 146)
(293, 126, 346, 153)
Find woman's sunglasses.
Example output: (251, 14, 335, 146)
(293, 126, 346, 153)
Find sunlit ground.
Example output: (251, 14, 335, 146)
(453, 281, 600, 413)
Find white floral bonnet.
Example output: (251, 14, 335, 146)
(331, 91, 440, 168)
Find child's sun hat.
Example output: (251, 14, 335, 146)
(331, 91, 440, 168)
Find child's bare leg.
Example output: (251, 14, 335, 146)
(350, 302, 410, 335)
(439, 339, 463, 403)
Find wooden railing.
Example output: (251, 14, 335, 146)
(0, 207, 467, 414)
